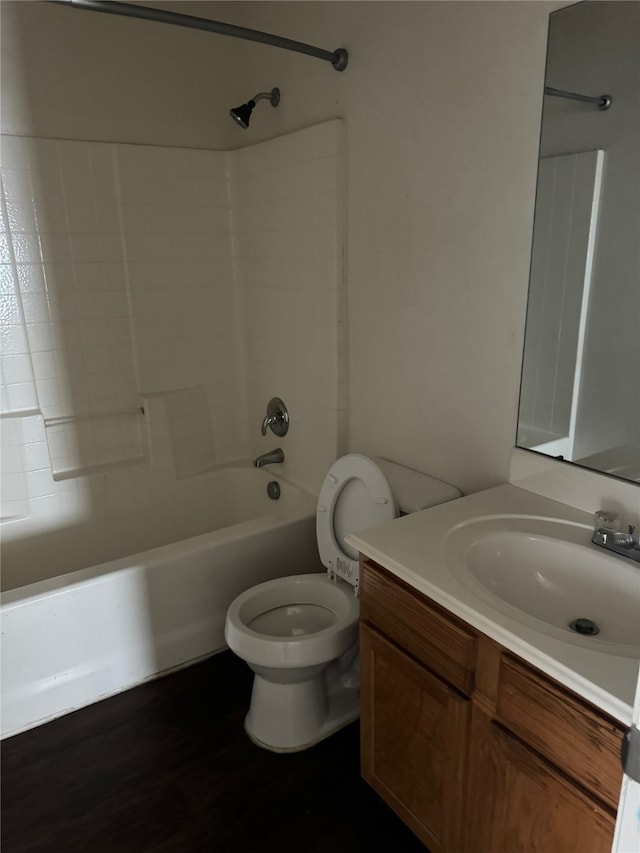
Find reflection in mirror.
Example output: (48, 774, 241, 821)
(517, 1, 640, 483)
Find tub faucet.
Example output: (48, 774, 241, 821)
(254, 448, 285, 468)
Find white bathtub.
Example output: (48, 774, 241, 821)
(0, 464, 322, 738)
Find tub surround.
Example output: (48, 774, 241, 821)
(348, 483, 638, 724)
(1, 120, 344, 590)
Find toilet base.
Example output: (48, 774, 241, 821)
(244, 668, 360, 753)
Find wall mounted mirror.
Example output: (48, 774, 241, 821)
(517, 0, 640, 483)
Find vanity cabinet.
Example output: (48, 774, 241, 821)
(359, 558, 625, 853)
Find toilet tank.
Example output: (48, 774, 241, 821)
(374, 458, 462, 514)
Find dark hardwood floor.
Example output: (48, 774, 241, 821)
(2, 651, 427, 852)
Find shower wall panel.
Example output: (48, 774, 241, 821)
(0, 135, 244, 544)
(231, 120, 346, 493)
(114, 143, 244, 470)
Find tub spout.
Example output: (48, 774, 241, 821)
(254, 448, 284, 467)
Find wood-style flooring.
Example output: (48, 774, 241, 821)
(2, 651, 427, 852)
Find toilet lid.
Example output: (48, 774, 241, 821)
(316, 454, 397, 585)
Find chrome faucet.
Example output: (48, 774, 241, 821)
(253, 448, 284, 468)
(591, 510, 640, 562)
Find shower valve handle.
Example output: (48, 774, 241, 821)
(261, 397, 289, 437)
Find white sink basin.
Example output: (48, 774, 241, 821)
(444, 515, 640, 656)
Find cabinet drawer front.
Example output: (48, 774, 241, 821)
(360, 560, 476, 694)
(497, 655, 624, 808)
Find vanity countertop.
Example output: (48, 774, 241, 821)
(348, 483, 639, 724)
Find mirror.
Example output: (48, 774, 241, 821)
(517, 1, 640, 483)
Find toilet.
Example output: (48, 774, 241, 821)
(224, 453, 461, 752)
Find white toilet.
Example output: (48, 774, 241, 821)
(224, 453, 461, 752)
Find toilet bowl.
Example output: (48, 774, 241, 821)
(224, 453, 461, 752)
(226, 574, 359, 671)
(226, 573, 360, 751)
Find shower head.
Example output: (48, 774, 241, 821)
(230, 87, 280, 128)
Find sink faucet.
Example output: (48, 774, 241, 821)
(253, 448, 284, 468)
(591, 510, 640, 562)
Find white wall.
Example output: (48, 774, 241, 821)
(2, 0, 559, 496)
(209, 0, 559, 493)
(0, 0, 240, 149)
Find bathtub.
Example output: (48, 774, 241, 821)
(1, 464, 322, 738)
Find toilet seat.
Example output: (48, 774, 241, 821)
(316, 454, 397, 590)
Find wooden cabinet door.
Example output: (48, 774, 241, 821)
(467, 716, 616, 853)
(360, 623, 471, 853)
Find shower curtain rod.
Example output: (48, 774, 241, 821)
(47, 0, 349, 71)
(544, 85, 612, 110)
